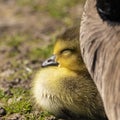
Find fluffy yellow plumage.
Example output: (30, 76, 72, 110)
(32, 26, 108, 120)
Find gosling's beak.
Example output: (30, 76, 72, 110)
(41, 55, 59, 67)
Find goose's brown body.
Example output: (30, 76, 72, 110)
(80, 0, 120, 120)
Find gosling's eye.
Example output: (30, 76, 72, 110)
(61, 49, 74, 56)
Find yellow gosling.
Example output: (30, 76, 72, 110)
(32, 26, 108, 120)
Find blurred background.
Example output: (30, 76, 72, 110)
(0, 0, 85, 119)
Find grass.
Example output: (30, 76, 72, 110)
(0, 89, 5, 99)
(28, 43, 54, 60)
(1, 34, 27, 57)
(0, 0, 84, 119)
(16, 0, 84, 19)
(5, 88, 32, 114)
(46, 0, 81, 18)
(0, 88, 31, 117)
(7, 35, 25, 48)
(0, 87, 52, 119)
(0, 34, 54, 119)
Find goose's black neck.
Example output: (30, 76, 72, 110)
(96, 0, 120, 23)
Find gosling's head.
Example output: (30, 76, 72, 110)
(42, 26, 83, 72)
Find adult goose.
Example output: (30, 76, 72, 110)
(80, 0, 120, 120)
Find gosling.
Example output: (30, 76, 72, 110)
(32, 26, 108, 120)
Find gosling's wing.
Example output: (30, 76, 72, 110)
(60, 74, 107, 120)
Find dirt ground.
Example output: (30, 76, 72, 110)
(0, 0, 84, 119)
